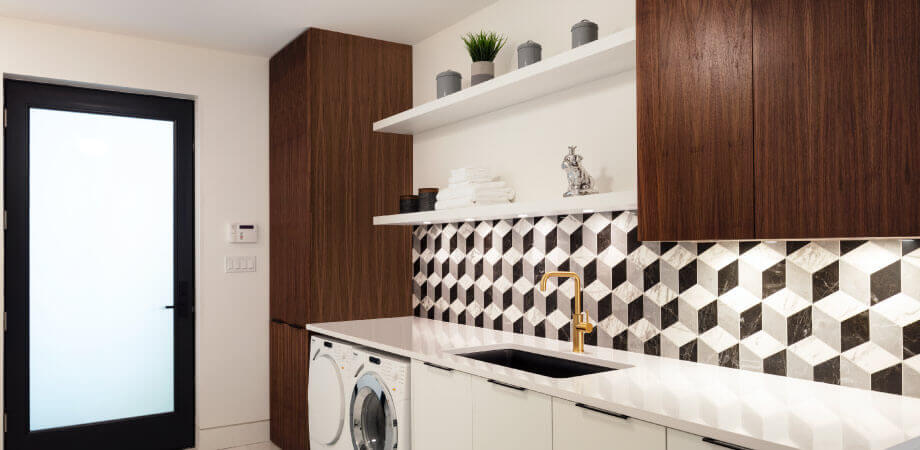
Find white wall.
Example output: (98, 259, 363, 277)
(0, 16, 271, 449)
(412, 0, 637, 201)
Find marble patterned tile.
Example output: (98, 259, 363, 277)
(841, 342, 901, 394)
(869, 294, 920, 359)
(412, 211, 920, 397)
(813, 292, 869, 352)
(787, 336, 840, 384)
(904, 355, 920, 398)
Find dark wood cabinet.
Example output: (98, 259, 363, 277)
(270, 28, 413, 327)
(270, 322, 308, 450)
(269, 28, 413, 448)
(637, 0, 755, 241)
(638, 0, 920, 240)
(753, 0, 920, 238)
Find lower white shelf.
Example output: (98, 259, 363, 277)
(372, 191, 637, 226)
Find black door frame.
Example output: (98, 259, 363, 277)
(3, 79, 195, 450)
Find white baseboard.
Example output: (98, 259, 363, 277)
(196, 420, 271, 450)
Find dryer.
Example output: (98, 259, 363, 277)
(308, 336, 359, 450)
(348, 348, 411, 450)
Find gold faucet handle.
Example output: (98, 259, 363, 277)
(574, 312, 594, 332)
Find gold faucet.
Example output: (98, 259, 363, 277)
(539, 271, 594, 353)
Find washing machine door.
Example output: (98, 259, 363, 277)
(308, 354, 346, 445)
(349, 372, 397, 450)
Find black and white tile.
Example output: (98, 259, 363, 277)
(411, 211, 920, 397)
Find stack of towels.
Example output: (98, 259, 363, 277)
(435, 168, 515, 210)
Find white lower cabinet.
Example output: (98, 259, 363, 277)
(409, 359, 748, 450)
(552, 398, 666, 449)
(667, 428, 746, 450)
(411, 360, 473, 450)
(471, 375, 552, 450)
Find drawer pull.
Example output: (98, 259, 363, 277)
(702, 437, 751, 450)
(575, 403, 629, 420)
(423, 361, 454, 372)
(487, 379, 526, 391)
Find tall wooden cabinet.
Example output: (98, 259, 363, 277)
(637, 0, 920, 241)
(269, 28, 412, 449)
(269, 322, 308, 450)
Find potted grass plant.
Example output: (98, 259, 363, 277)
(462, 31, 507, 86)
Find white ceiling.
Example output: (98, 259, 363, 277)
(0, 0, 498, 57)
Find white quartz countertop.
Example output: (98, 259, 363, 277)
(307, 316, 920, 450)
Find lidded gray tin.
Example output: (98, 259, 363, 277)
(571, 19, 599, 48)
(436, 70, 462, 98)
(517, 40, 542, 68)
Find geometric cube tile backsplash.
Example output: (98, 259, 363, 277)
(410, 211, 920, 397)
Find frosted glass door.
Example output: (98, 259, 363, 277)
(28, 108, 176, 431)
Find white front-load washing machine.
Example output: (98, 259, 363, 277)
(308, 335, 360, 450)
(348, 348, 411, 450)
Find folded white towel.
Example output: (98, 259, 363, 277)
(445, 180, 507, 190)
(436, 182, 512, 201)
(448, 167, 494, 184)
(448, 174, 495, 184)
(472, 191, 515, 202)
(435, 198, 475, 210)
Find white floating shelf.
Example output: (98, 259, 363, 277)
(373, 28, 637, 135)
(373, 191, 637, 226)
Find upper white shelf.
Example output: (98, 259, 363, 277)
(373, 191, 637, 226)
(373, 27, 637, 135)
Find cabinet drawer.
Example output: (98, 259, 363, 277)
(667, 428, 751, 450)
(471, 376, 552, 450)
(411, 360, 473, 450)
(552, 398, 665, 449)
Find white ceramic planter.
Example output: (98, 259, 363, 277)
(471, 61, 494, 86)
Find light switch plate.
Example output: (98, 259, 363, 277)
(225, 256, 256, 273)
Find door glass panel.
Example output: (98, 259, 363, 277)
(28, 108, 175, 431)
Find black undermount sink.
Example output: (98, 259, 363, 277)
(457, 348, 617, 378)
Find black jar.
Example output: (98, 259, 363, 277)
(418, 188, 439, 211)
(399, 195, 419, 213)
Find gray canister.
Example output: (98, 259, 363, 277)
(571, 19, 599, 48)
(517, 40, 542, 68)
(436, 70, 462, 98)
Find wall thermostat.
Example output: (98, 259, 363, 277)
(228, 223, 258, 243)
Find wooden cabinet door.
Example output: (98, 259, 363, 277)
(471, 376, 552, 450)
(637, 0, 755, 241)
(270, 322, 308, 450)
(552, 398, 666, 449)
(753, 0, 920, 238)
(411, 360, 473, 450)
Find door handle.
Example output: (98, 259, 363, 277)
(487, 379, 525, 391)
(575, 402, 629, 420)
(702, 437, 751, 450)
(172, 280, 192, 317)
(423, 362, 454, 372)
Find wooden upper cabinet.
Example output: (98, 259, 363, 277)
(639, 0, 920, 240)
(637, 0, 755, 241)
(753, 0, 920, 239)
(269, 29, 413, 326)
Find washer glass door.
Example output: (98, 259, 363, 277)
(350, 372, 397, 450)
